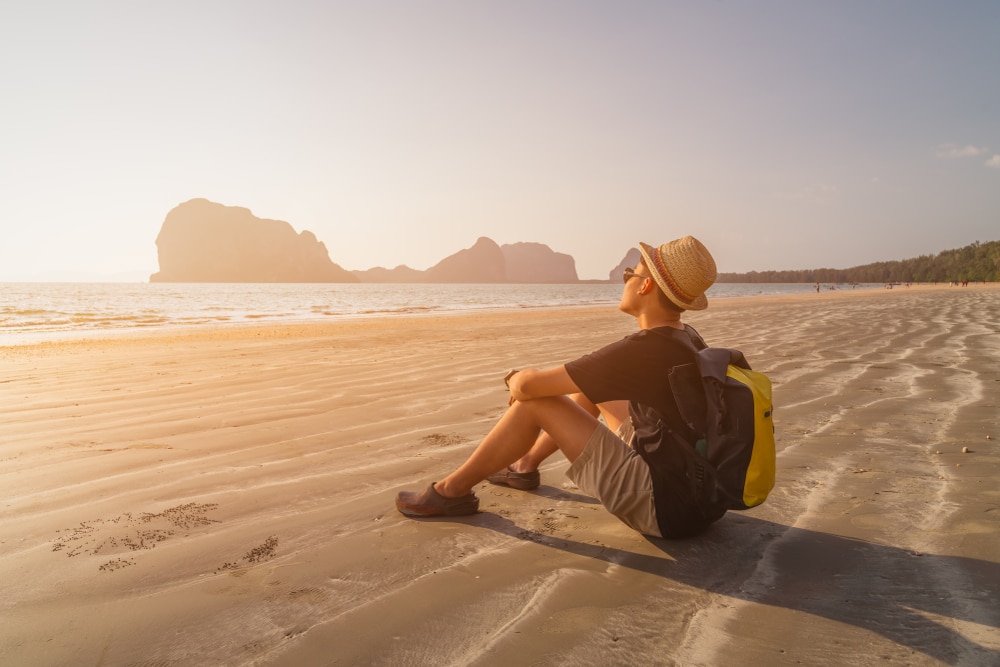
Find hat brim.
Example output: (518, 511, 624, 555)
(638, 242, 709, 311)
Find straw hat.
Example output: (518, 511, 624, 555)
(637, 236, 717, 311)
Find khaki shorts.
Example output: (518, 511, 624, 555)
(565, 419, 661, 537)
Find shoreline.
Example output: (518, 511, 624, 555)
(4, 280, 962, 349)
(5, 281, 997, 353)
(2, 283, 998, 664)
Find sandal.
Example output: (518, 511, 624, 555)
(396, 483, 479, 517)
(487, 466, 540, 491)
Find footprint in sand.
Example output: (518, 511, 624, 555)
(51, 502, 220, 572)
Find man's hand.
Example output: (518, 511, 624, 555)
(506, 366, 580, 403)
(505, 370, 519, 405)
(504, 369, 519, 389)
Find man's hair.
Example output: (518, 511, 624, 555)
(640, 259, 685, 313)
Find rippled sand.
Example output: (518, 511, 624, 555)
(2, 284, 998, 665)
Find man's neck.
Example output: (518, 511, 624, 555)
(636, 312, 684, 330)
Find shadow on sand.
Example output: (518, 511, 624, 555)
(463, 510, 998, 665)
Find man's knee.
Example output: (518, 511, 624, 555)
(517, 397, 599, 456)
(570, 392, 600, 416)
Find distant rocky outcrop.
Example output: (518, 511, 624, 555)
(609, 248, 642, 282)
(352, 265, 426, 283)
(150, 199, 611, 283)
(501, 242, 578, 283)
(352, 238, 581, 283)
(150, 199, 358, 283)
(425, 237, 507, 283)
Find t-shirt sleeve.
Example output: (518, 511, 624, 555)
(565, 329, 694, 409)
(565, 335, 647, 404)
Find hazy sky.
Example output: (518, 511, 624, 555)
(2, 1, 998, 281)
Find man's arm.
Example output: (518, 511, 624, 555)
(507, 366, 580, 402)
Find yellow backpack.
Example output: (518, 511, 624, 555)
(671, 337, 776, 510)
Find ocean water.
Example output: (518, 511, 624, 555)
(0, 281, 875, 345)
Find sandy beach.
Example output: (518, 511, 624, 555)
(2, 284, 998, 666)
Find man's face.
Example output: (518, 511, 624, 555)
(618, 261, 648, 315)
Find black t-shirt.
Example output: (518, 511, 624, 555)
(565, 325, 695, 431)
(565, 324, 726, 537)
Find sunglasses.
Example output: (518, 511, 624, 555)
(622, 267, 646, 284)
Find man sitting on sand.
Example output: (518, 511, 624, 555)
(396, 235, 726, 538)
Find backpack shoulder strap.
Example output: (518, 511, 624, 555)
(668, 325, 709, 436)
(682, 324, 708, 351)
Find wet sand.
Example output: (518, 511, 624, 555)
(2, 284, 998, 666)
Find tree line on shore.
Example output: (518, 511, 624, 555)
(717, 240, 1000, 284)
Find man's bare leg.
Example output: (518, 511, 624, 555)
(396, 396, 632, 517)
(433, 395, 603, 498)
(509, 397, 629, 474)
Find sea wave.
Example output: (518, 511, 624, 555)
(0, 281, 877, 345)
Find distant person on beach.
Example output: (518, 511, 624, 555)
(396, 236, 727, 538)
